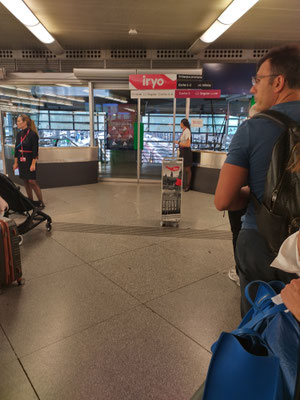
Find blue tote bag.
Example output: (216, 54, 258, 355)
(202, 281, 300, 400)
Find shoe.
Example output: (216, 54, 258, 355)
(33, 200, 45, 209)
(184, 186, 190, 192)
(228, 268, 240, 286)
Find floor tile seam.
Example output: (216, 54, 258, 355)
(50, 235, 94, 264)
(86, 260, 146, 304)
(23, 262, 88, 283)
(18, 304, 143, 360)
(86, 242, 160, 264)
(142, 303, 212, 355)
(0, 323, 41, 399)
(141, 271, 220, 304)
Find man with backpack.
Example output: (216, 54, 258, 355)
(214, 44, 300, 317)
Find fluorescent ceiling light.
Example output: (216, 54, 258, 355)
(219, 0, 259, 25)
(200, 20, 231, 43)
(26, 23, 54, 44)
(0, 0, 38, 26)
(200, 0, 260, 44)
(0, 0, 55, 44)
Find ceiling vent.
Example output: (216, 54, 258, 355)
(110, 50, 147, 59)
(156, 50, 194, 59)
(22, 50, 56, 59)
(204, 49, 243, 59)
(66, 50, 102, 59)
(0, 50, 13, 59)
(252, 49, 269, 58)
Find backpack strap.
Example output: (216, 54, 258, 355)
(252, 109, 298, 129)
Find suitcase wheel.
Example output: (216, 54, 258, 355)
(46, 222, 52, 232)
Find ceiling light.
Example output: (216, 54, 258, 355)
(27, 24, 55, 44)
(218, 0, 259, 25)
(199, 0, 259, 44)
(0, 0, 55, 44)
(128, 29, 138, 35)
(200, 20, 231, 43)
(0, 0, 38, 26)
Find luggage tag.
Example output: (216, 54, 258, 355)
(20, 157, 26, 162)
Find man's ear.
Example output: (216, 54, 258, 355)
(274, 75, 285, 92)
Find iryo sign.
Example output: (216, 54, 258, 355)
(129, 74, 177, 90)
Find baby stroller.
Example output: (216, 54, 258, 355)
(0, 173, 52, 241)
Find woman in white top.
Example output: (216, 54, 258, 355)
(175, 118, 193, 191)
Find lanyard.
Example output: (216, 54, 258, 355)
(16, 129, 30, 153)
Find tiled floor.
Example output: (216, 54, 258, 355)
(0, 182, 241, 400)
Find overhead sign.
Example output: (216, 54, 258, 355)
(131, 90, 175, 99)
(175, 89, 221, 99)
(129, 74, 177, 90)
(176, 74, 211, 89)
(191, 118, 203, 128)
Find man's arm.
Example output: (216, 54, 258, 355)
(214, 163, 249, 211)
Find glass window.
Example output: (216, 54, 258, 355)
(74, 114, 89, 123)
(38, 114, 49, 122)
(75, 123, 90, 130)
(39, 122, 50, 129)
(51, 122, 73, 130)
(50, 114, 73, 122)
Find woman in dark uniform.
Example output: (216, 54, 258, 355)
(176, 118, 193, 191)
(13, 114, 45, 208)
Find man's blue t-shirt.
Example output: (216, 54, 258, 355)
(225, 101, 300, 230)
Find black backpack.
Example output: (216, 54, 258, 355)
(251, 109, 300, 255)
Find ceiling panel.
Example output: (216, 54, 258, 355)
(0, 0, 299, 51)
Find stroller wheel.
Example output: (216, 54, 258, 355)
(46, 222, 52, 232)
(18, 235, 23, 246)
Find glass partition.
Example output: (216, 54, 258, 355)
(0, 85, 91, 148)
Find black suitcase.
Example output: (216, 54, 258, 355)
(0, 217, 23, 289)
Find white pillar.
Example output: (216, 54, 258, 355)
(137, 97, 141, 183)
(0, 112, 6, 175)
(88, 81, 94, 147)
(185, 98, 190, 119)
(172, 98, 176, 157)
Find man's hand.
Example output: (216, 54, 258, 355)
(281, 279, 300, 322)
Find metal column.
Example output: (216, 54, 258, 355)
(89, 81, 94, 147)
(172, 97, 176, 157)
(0, 112, 6, 175)
(223, 102, 230, 150)
(185, 98, 190, 119)
(137, 97, 141, 182)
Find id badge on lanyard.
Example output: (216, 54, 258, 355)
(19, 129, 30, 162)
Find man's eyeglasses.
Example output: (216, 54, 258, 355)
(251, 74, 279, 86)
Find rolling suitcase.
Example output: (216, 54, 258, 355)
(0, 217, 23, 290)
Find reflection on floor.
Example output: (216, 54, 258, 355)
(99, 162, 162, 180)
(0, 182, 240, 400)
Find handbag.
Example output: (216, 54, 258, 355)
(202, 281, 300, 400)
